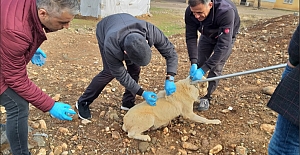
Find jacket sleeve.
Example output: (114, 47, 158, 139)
(146, 23, 178, 76)
(1, 30, 55, 112)
(185, 6, 199, 64)
(201, 9, 236, 72)
(104, 39, 142, 95)
(288, 25, 299, 66)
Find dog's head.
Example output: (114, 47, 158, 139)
(192, 77, 208, 98)
(171, 77, 208, 102)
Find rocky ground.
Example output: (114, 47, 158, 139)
(1, 3, 299, 155)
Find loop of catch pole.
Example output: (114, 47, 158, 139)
(191, 63, 287, 84)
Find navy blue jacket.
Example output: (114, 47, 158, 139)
(267, 25, 299, 126)
(185, 0, 240, 71)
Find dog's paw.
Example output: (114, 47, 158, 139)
(140, 135, 151, 142)
(136, 135, 151, 141)
(130, 134, 151, 141)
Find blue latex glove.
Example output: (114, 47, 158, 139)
(165, 80, 176, 96)
(142, 91, 157, 106)
(31, 48, 47, 66)
(49, 102, 76, 121)
(189, 64, 198, 78)
(191, 68, 205, 81)
(281, 64, 293, 80)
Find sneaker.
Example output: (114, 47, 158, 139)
(121, 101, 135, 111)
(198, 98, 210, 111)
(76, 101, 91, 119)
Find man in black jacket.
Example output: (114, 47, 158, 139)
(76, 13, 178, 119)
(267, 25, 299, 155)
(185, 0, 240, 111)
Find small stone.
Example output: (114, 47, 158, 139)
(52, 94, 61, 101)
(32, 122, 40, 129)
(260, 124, 275, 133)
(39, 120, 47, 130)
(58, 127, 69, 134)
(61, 151, 68, 155)
(182, 142, 198, 151)
(181, 136, 189, 142)
(209, 144, 223, 155)
(236, 146, 248, 155)
(201, 139, 209, 148)
(112, 131, 121, 139)
(77, 144, 83, 151)
(48, 152, 54, 155)
(262, 86, 276, 95)
(61, 143, 68, 150)
(170, 146, 176, 150)
(36, 148, 47, 155)
(163, 127, 169, 134)
(99, 111, 106, 117)
(138, 142, 150, 153)
(53, 146, 62, 155)
(0, 106, 6, 113)
(178, 149, 187, 155)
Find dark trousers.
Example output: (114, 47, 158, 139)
(197, 35, 235, 98)
(0, 88, 30, 155)
(78, 46, 140, 105)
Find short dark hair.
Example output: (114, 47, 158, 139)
(36, 0, 80, 17)
(188, 0, 211, 7)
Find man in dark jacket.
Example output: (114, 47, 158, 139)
(76, 13, 178, 120)
(267, 25, 299, 155)
(185, 0, 240, 111)
(0, 0, 79, 154)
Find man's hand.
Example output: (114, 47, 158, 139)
(189, 64, 198, 78)
(142, 91, 157, 106)
(191, 68, 205, 81)
(31, 48, 46, 66)
(165, 76, 176, 96)
(49, 102, 76, 121)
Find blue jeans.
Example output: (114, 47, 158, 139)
(0, 88, 31, 155)
(268, 114, 299, 155)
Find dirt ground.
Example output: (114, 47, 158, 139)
(1, 1, 299, 155)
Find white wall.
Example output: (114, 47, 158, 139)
(80, 0, 150, 18)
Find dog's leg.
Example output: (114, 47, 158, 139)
(125, 117, 156, 141)
(184, 113, 221, 124)
(127, 128, 152, 141)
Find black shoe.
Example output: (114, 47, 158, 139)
(121, 101, 135, 111)
(76, 101, 91, 119)
(198, 96, 211, 111)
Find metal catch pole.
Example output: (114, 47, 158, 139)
(191, 63, 287, 84)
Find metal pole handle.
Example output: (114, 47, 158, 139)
(191, 63, 286, 84)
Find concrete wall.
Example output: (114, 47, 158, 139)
(274, 0, 299, 11)
(252, 0, 275, 8)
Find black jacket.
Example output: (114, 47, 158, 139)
(185, 0, 240, 70)
(96, 13, 178, 95)
(267, 25, 299, 126)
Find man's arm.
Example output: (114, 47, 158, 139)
(146, 23, 178, 76)
(104, 41, 144, 95)
(185, 6, 200, 65)
(288, 25, 299, 67)
(1, 30, 55, 112)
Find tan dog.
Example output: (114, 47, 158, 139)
(122, 77, 221, 141)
